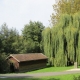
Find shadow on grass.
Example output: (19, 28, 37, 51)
(23, 78, 60, 80)
(0, 78, 60, 80)
(24, 78, 60, 80)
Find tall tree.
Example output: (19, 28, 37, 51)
(51, 0, 80, 26)
(43, 12, 80, 67)
(22, 21, 45, 53)
(42, 27, 53, 65)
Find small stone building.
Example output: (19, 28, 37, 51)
(7, 53, 48, 72)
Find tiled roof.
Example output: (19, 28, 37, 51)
(9, 53, 48, 62)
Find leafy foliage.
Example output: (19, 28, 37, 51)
(42, 12, 80, 66)
(0, 53, 9, 73)
(0, 23, 19, 54)
(0, 21, 45, 73)
(51, 0, 80, 26)
(22, 21, 45, 53)
(0, 21, 45, 54)
(42, 27, 53, 65)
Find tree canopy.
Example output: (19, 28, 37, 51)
(51, 0, 80, 26)
(0, 21, 45, 54)
(22, 21, 45, 53)
(0, 23, 19, 54)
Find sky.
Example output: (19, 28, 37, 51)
(0, 0, 56, 34)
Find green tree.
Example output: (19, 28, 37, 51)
(12, 36, 25, 54)
(0, 23, 19, 54)
(42, 27, 53, 66)
(22, 21, 45, 53)
(43, 12, 80, 67)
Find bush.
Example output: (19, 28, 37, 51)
(0, 53, 9, 73)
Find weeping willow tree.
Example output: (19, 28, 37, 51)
(78, 31, 80, 66)
(42, 12, 80, 67)
(51, 14, 69, 66)
(74, 12, 80, 66)
(42, 27, 53, 66)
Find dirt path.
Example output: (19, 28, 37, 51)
(0, 69, 80, 78)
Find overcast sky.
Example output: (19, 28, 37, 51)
(0, 0, 56, 34)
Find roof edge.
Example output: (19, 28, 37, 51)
(41, 53, 48, 59)
(10, 55, 20, 62)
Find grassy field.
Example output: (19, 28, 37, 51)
(27, 66, 74, 73)
(0, 73, 80, 80)
(43, 73, 80, 80)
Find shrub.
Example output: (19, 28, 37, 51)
(0, 53, 9, 73)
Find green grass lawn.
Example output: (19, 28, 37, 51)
(27, 66, 74, 73)
(0, 73, 80, 80)
(42, 73, 80, 80)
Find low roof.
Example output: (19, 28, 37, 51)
(8, 53, 48, 62)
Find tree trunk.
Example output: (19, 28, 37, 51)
(74, 62, 78, 68)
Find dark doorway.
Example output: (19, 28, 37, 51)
(10, 63, 15, 72)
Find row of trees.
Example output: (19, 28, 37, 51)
(0, 21, 45, 54)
